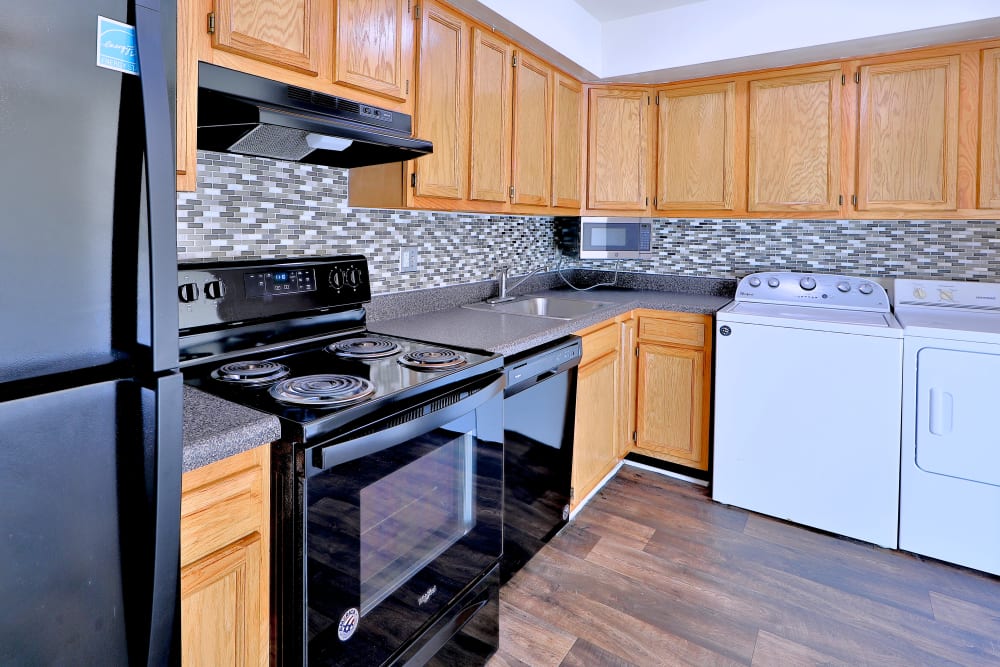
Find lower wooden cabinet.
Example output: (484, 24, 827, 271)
(570, 309, 713, 505)
(633, 311, 713, 470)
(181, 446, 270, 667)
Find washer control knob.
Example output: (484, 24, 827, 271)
(858, 283, 874, 295)
(799, 276, 817, 291)
(913, 287, 927, 299)
(836, 281, 851, 293)
(767, 277, 780, 288)
(748, 276, 762, 287)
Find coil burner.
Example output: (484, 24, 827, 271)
(327, 336, 402, 359)
(211, 360, 291, 386)
(269, 374, 376, 407)
(397, 348, 467, 372)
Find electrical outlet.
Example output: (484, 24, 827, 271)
(399, 246, 419, 272)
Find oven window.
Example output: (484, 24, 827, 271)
(359, 431, 475, 616)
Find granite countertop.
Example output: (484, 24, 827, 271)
(182, 385, 281, 473)
(369, 274, 734, 357)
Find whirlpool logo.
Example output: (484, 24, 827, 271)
(418, 585, 437, 606)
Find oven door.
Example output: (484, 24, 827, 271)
(302, 372, 503, 666)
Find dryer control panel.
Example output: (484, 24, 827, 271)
(895, 279, 1000, 311)
(735, 272, 889, 311)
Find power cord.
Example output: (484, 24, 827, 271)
(555, 256, 622, 291)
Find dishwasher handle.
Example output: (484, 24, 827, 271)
(504, 337, 582, 397)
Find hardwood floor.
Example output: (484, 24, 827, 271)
(488, 466, 1000, 667)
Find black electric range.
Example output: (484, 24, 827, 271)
(178, 256, 504, 667)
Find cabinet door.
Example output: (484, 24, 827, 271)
(182, 536, 265, 667)
(748, 67, 841, 213)
(619, 318, 637, 459)
(511, 51, 552, 206)
(980, 48, 1000, 209)
(588, 88, 650, 211)
(857, 56, 960, 212)
(571, 349, 620, 508)
(656, 81, 736, 211)
(412, 0, 469, 199)
(635, 343, 707, 469)
(469, 28, 513, 203)
(335, 0, 411, 102)
(552, 74, 583, 208)
(212, 0, 323, 76)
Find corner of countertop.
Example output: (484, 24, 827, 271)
(182, 385, 281, 473)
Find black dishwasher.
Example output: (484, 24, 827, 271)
(501, 336, 582, 583)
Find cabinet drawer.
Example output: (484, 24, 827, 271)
(579, 322, 620, 366)
(181, 461, 264, 568)
(639, 316, 706, 347)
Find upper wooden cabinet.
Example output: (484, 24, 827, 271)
(412, 0, 469, 200)
(587, 87, 652, 212)
(212, 0, 324, 76)
(655, 81, 738, 212)
(511, 51, 553, 206)
(469, 29, 513, 203)
(334, 0, 413, 102)
(857, 55, 960, 212)
(552, 73, 583, 208)
(981, 48, 1000, 209)
(748, 65, 843, 213)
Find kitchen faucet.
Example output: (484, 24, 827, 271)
(487, 264, 545, 304)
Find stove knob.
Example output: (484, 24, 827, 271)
(345, 267, 361, 288)
(178, 282, 200, 303)
(748, 276, 762, 287)
(767, 277, 780, 288)
(913, 287, 927, 299)
(204, 280, 226, 300)
(836, 281, 851, 293)
(329, 269, 344, 290)
(858, 283, 874, 295)
(799, 276, 817, 291)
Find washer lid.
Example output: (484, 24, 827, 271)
(719, 301, 902, 337)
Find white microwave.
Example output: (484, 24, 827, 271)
(579, 217, 653, 259)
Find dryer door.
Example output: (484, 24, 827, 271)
(916, 347, 1000, 486)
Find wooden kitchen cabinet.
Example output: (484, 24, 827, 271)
(586, 87, 652, 213)
(552, 73, 583, 208)
(655, 80, 740, 213)
(633, 311, 713, 471)
(211, 0, 326, 76)
(856, 55, 960, 212)
(747, 64, 844, 214)
(469, 28, 513, 203)
(571, 320, 624, 510)
(511, 50, 553, 206)
(982, 47, 1000, 209)
(181, 446, 269, 667)
(334, 0, 413, 102)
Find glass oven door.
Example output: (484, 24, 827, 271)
(303, 373, 503, 666)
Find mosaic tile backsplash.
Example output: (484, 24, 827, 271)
(177, 151, 1000, 294)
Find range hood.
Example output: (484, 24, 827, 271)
(196, 62, 432, 168)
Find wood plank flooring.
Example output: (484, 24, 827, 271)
(488, 466, 1000, 667)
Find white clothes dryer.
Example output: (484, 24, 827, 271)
(894, 279, 1000, 575)
(713, 272, 903, 548)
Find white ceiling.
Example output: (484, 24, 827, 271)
(570, 0, 705, 22)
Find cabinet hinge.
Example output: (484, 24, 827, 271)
(509, 185, 515, 199)
(411, 173, 417, 188)
(851, 194, 857, 206)
(569, 486, 575, 501)
(855, 71, 861, 84)
(413, 4, 421, 19)
(405, 79, 409, 95)
(645, 197, 649, 206)
(632, 431, 637, 443)
(838, 194, 844, 205)
(512, 54, 518, 67)
(647, 95, 651, 105)
(635, 346, 639, 357)
(656, 94, 660, 105)
(653, 196, 657, 207)
(407, 0, 411, 14)
(207, 11, 215, 34)
(841, 74, 846, 85)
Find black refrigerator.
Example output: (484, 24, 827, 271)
(0, 1, 181, 664)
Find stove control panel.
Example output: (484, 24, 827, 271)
(735, 272, 889, 312)
(178, 256, 371, 333)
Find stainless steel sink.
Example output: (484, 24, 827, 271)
(462, 295, 611, 320)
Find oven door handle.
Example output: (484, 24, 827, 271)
(315, 373, 504, 471)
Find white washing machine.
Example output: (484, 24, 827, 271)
(713, 272, 903, 548)
(894, 279, 1000, 575)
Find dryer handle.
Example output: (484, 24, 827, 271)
(928, 388, 954, 436)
